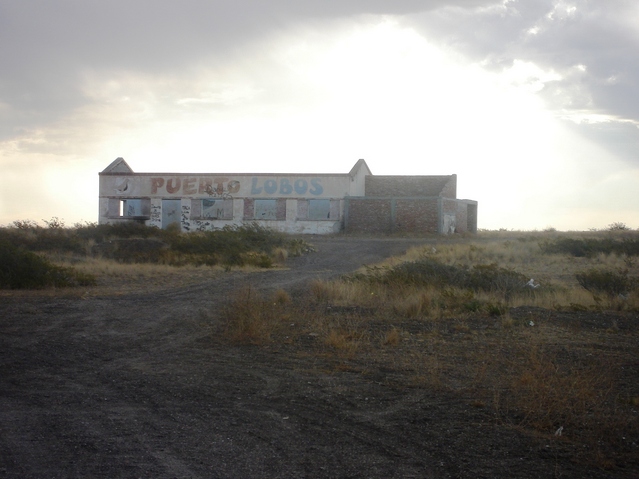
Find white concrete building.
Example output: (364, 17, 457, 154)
(99, 157, 371, 234)
(98, 158, 477, 234)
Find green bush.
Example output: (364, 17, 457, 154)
(575, 268, 636, 298)
(92, 238, 170, 263)
(75, 221, 157, 243)
(466, 263, 528, 296)
(1, 220, 313, 269)
(0, 241, 96, 289)
(347, 258, 529, 298)
(1, 219, 84, 254)
(540, 237, 639, 257)
(167, 223, 296, 267)
(607, 222, 631, 231)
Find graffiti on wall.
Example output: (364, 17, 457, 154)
(149, 176, 325, 197)
(206, 184, 234, 199)
(150, 204, 162, 227)
(194, 220, 213, 232)
(443, 214, 456, 235)
(181, 204, 191, 231)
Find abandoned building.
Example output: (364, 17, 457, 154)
(98, 158, 478, 234)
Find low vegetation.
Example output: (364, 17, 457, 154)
(0, 240, 96, 289)
(0, 218, 313, 290)
(220, 229, 639, 472)
(4, 219, 639, 471)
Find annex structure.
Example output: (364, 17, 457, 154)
(98, 158, 477, 234)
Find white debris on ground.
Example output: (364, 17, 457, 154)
(525, 278, 540, 289)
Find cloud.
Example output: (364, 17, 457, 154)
(0, 0, 495, 137)
(408, 1, 639, 122)
(1, 0, 638, 229)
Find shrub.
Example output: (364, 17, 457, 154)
(12, 219, 39, 230)
(540, 237, 639, 257)
(0, 241, 96, 289)
(347, 258, 528, 298)
(92, 238, 170, 263)
(575, 268, 636, 298)
(607, 222, 630, 231)
(221, 287, 289, 344)
(1, 220, 313, 269)
(466, 263, 528, 297)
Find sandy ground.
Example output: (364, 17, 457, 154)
(0, 236, 635, 478)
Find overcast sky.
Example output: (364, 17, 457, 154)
(1, 0, 638, 230)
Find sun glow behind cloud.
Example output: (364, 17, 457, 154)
(1, 17, 637, 230)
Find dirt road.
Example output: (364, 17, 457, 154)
(0, 237, 623, 478)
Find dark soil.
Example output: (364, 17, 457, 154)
(0, 236, 636, 478)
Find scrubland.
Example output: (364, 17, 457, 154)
(221, 229, 639, 472)
(1, 221, 638, 476)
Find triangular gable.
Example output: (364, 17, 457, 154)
(349, 158, 372, 177)
(101, 157, 133, 174)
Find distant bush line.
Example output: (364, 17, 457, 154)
(540, 237, 639, 257)
(0, 240, 96, 289)
(346, 259, 530, 300)
(0, 220, 313, 289)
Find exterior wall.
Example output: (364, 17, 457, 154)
(461, 200, 478, 233)
(344, 197, 440, 234)
(99, 167, 359, 233)
(365, 175, 456, 198)
(344, 197, 476, 234)
(344, 198, 393, 234)
(440, 175, 457, 199)
(441, 198, 479, 234)
(100, 173, 353, 200)
(394, 198, 440, 233)
(98, 158, 476, 235)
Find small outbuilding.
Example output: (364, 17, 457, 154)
(98, 158, 477, 234)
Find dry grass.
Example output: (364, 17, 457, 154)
(222, 287, 294, 344)
(36, 255, 224, 296)
(355, 231, 639, 312)
(220, 231, 639, 470)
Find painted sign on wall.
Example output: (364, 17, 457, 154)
(151, 177, 240, 196)
(147, 176, 327, 197)
(249, 178, 323, 196)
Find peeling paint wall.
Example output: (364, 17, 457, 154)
(98, 158, 477, 234)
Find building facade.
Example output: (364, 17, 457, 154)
(98, 158, 477, 234)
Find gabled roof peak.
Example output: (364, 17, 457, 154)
(101, 157, 133, 174)
(349, 159, 372, 177)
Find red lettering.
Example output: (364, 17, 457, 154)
(213, 177, 229, 195)
(199, 178, 213, 194)
(227, 180, 240, 194)
(166, 177, 181, 194)
(151, 177, 165, 194)
(183, 177, 197, 195)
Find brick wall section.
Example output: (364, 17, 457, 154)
(442, 198, 457, 214)
(395, 199, 440, 233)
(467, 203, 478, 233)
(297, 199, 308, 219)
(345, 197, 441, 233)
(460, 201, 478, 233)
(440, 175, 457, 199)
(345, 198, 393, 233)
(455, 202, 468, 233)
(365, 176, 456, 198)
(276, 199, 287, 220)
(345, 197, 477, 234)
(243, 198, 254, 219)
(441, 198, 478, 233)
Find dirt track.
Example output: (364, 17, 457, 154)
(0, 237, 629, 478)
